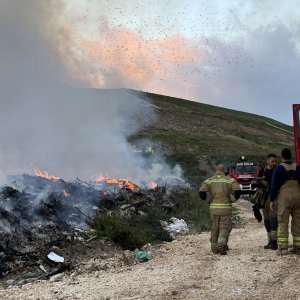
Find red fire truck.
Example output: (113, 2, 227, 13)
(229, 105, 300, 193)
(293, 104, 300, 164)
(229, 160, 259, 194)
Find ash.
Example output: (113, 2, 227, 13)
(0, 174, 187, 286)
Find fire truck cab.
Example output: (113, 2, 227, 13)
(229, 161, 259, 194)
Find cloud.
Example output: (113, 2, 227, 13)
(194, 23, 300, 124)
(73, 19, 299, 124)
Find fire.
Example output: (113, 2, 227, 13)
(149, 181, 158, 189)
(122, 179, 139, 192)
(95, 175, 106, 182)
(95, 175, 139, 192)
(107, 178, 119, 184)
(63, 190, 71, 197)
(33, 168, 60, 181)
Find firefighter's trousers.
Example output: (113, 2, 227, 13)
(263, 198, 278, 242)
(210, 214, 232, 251)
(277, 181, 300, 249)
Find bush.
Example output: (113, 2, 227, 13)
(88, 214, 148, 250)
(170, 188, 211, 231)
(89, 188, 211, 250)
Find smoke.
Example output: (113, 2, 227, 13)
(0, 0, 68, 83)
(0, 0, 182, 184)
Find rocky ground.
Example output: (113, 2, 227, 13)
(1, 199, 300, 300)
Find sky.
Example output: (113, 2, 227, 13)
(58, 0, 300, 125)
(4, 0, 300, 124)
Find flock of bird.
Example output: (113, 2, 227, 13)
(66, 1, 258, 99)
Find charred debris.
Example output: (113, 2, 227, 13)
(0, 173, 188, 285)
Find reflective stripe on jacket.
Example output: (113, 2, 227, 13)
(199, 171, 240, 215)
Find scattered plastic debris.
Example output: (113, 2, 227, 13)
(141, 243, 157, 258)
(160, 217, 189, 239)
(134, 249, 149, 263)
(47, 252, 64, 264)
(39, 264, 47, 273)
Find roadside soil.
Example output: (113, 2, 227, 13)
(1, 199, 300, 300)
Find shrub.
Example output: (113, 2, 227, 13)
(88, 214, 148, 250)
(89, 188, 212, 250)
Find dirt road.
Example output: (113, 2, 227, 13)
(1, 199, 300, 300)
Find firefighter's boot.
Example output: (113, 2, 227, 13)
(211, 248, 219, 254)
(264, 231, 271, 249)
(288, 247, 300, 254)
(218, 245, 227, 255)
(267, 240, 278, 250)
(292, 248, 300, 255)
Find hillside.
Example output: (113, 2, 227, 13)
(131, 91, 294, 181)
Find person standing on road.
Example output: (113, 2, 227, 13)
(199, 164, 241, 255)
(256, 153, 277, 250)
(270, 148, 300, 255)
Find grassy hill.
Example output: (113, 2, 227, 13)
(88, 89, 293, 244)
(130, 91, 294, 182)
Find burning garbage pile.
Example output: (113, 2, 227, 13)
(0, 169, 188, 285)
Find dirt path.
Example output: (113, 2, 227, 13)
(1, 199, 300, 300)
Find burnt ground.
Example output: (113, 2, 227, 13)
(0, 174, 199, 290)
(1, 199, 300, 300)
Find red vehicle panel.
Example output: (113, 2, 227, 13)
(293, 104, 300, 164)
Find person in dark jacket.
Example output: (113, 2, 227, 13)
(257, 153, 277, 249)
(270, 148, 300, 255)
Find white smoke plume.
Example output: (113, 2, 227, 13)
(0, 0, 182, 185)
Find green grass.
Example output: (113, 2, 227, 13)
(142, 91, 292, 130)
(89, 188, 211, 250)
(129, 91, 294, 181)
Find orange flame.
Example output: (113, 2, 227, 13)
(149, 181, 158, 189)
(95, 175, 106, 182)
(33, 168, 60, 180)
(95, 175, 139, 192)
(122, 179, 139, 192)
(63, 190, 71, 197)
(107, 178, 119, 184)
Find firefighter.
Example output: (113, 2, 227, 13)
(270, 148, 300, 255)
(199, 164, 241, 255)
(256, 153, 277, 250)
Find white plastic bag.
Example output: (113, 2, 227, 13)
(160, 217, 189, 239)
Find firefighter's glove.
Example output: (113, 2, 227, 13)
(199, 191, 207, 200)
(252, 204, 262, 223)
(251, 178, 267, 190)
